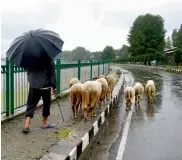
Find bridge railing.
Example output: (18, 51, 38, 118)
(1, 59, 109, 116)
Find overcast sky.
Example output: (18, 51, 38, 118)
(1, 0, 182, 57)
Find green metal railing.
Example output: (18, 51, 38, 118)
(1, 58, 109, 116)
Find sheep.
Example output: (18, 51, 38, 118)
(69, 78, 80, 87)
(70, 83, 83, 119)
(145, 80, 155, 103)
(82, 81, 102, 121)
(105, 75, 117, 100)
(124, 86, 135, 111)
(133, 82, 145, 105)
(96, 77, 108, 106)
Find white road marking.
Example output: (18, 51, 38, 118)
(116, 105, 133, 160)
(116, 74, 134, 160)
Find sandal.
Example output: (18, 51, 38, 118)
(23, 128, 30, 133)
(41, 124, 55, 129)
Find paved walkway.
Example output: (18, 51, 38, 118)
(1, 67, 119, 160)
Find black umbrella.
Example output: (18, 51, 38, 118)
(6, 29, 64, 69)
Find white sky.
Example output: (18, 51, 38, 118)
(1, 0, 182, 57)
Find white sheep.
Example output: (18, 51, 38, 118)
(69, 78, 80, 87)
(70, 83, 83, 119)
(82, 81, 102, 121)
(133, 82, 145, 105)
(124, 86, 135, 111)
(96, 77, 108, 106)
(145, 80, 155, 103)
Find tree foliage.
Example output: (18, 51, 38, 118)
(165, 36, 172, 49)
(172, 24, 182, 49)
(55, 47, 102, 61)
(173, 49, 182, 67)
(101, 46, 115, 60)
(127, 13, 166, 57)
(118, 45, 129, 58)
(155, 52, 164, 65)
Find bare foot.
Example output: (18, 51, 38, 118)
(24, 117, 30, 129)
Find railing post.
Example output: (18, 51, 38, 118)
(56, 59, 61, 94)
(78, 60, 81, 80)
(98, 61, 100, 76)
(5, 58, 10, 116)
(90, 60, 93, 80)
(103, 60, 105, 74)
(9, 62, 14, 114)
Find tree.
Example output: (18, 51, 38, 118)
(165, 36, 172, 49)
(72, 47, 91, 61)
(118, 45, 129, 58)
(176, 24, 182, 49)
(92, 51, 102, 61)
(172, 25, 182, 49)
(173, 49, 182, 68)
(127, 13, 166, 58)
(101, 46, 115, 60)
(155, 52, 164, 65)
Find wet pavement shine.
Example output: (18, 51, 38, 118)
(90, 65, 182, 160)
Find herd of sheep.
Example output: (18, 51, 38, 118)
(124, 80, 156, 111)
(69, 74, 117, 121)
(68, 70, 156, 121)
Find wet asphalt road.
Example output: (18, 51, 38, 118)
(90, 65, 182, 160)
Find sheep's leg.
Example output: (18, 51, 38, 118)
(74, 104, 77, 119)
(75, 103, 79, 120)
(106, 91, 110, 101)
(83, 91, 89, 121)
(137, 95, 140, 104)
(138, 95, 141, 104)
(135, 95, 137, 102)
(91, 97, 97, 117)
(84, 106, 88, 121)
(72, 104, 75, 118)
(79, 100, 82, 112)
(90, 107, 93, 118)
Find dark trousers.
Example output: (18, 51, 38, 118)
(25, 87, 51, 118)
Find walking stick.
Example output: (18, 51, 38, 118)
(54, 94, 64, 122)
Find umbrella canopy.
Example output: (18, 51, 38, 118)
(6, 29, 64, 69)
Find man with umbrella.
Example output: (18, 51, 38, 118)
(6, 29, 64, 133)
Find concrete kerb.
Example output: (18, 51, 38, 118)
(40, 72, 125, 160)
(1, 70, 111, 124)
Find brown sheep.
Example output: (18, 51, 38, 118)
(124, 86, 135, 111)
(105, 75, 117, 100)
(145, 80, 155, 103)
(96, 77, 108, 106)
(133, 82, 145, 105)
(70, 83, 83, 119)
(82, 81, 102, 121)
(69, 78, 80, 87)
